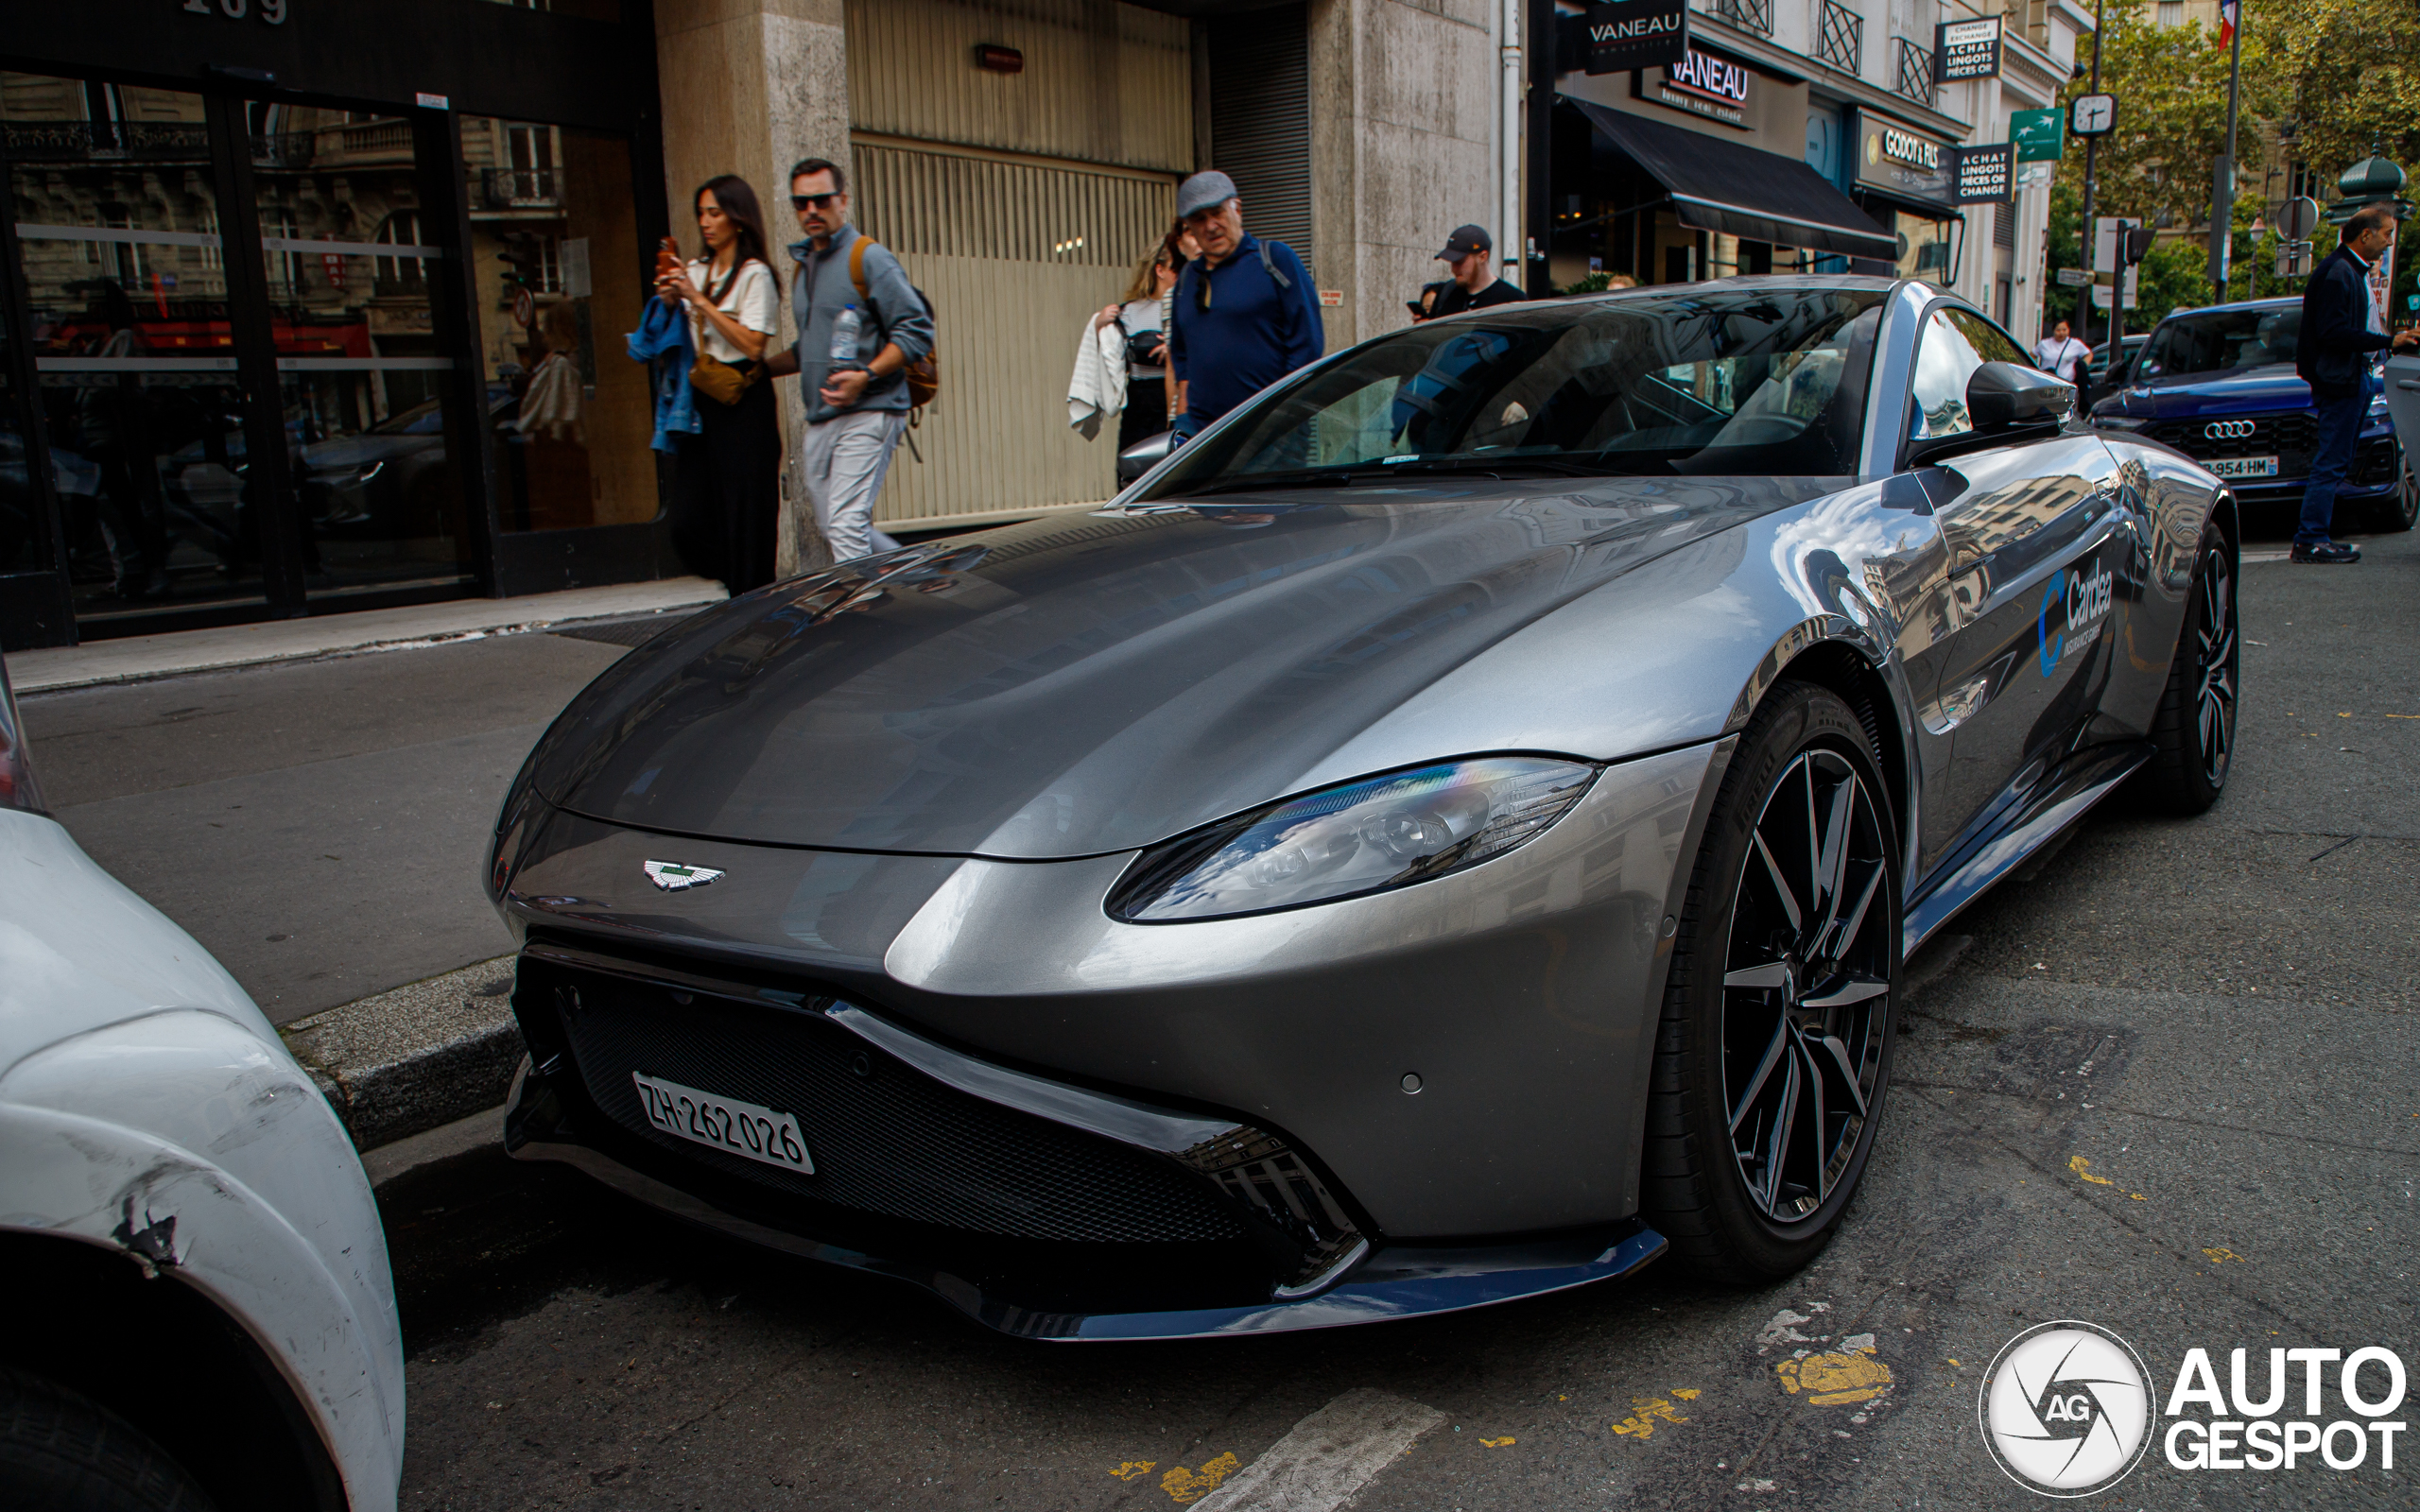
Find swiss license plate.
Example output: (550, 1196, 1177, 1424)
(2205, 455, 2278, 479)
(632, 1072, 813, 1175)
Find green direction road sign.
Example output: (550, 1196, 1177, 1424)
(2012, 108, 2064, 163)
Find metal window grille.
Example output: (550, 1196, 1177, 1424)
(483, 168, 561, 209)
(1894, 37, 1935, 103)
(1817, 0, 1862, 74)
(1718, 0, 1774, 33)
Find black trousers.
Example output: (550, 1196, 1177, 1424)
(1118, 377, 1168, 452)
(672, 373, 781, 593)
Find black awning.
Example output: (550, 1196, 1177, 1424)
(1566, 98, 1901, 264)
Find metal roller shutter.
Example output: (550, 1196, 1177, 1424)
(1207, 4, 1313, 275)
(850, 140, 1176, 527)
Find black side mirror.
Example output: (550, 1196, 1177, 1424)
(1967, 360, 2074, 434)
(1115, 428, 1175, 487)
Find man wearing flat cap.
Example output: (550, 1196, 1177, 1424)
(1414, 225, 1525, 321)
(1165, 169, 1324, 438)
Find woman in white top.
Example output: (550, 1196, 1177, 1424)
(1094, 234, 1187, 451)
(654, 175, 784, 592)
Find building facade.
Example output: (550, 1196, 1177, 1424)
(0, 0, 2091, 652)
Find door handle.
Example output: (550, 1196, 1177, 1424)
(2397, 380, 2420, 391)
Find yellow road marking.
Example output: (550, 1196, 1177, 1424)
(1111, 1462, 1156, 1482)
(1776, 1346, 1893, 1406)
(2203, 1246, 2245, 1264)
(1479, 1436, 1516, 1448)
(1161, 1452, 1238, 1503)
(1612, 1396, 1691, 1438)
(2068, 1155, 2115, 1186)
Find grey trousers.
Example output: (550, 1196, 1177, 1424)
(802, 408, 906, 563)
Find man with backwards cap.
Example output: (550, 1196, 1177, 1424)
(1165, 169, 1324, 439)
(1414, 224, 1526, 321)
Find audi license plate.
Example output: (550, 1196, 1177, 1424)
(2205, 455, 2278, 479)
(631, 1072, 813, 1174)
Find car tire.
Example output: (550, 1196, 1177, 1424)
(1642, 681, 1901, 1286)
(2135, 532, 2238, 815)
(2376, 453, 2419, 533)
(0, 1365, 216, 1512)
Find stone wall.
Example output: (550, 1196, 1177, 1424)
(1309, 0, 1502, 352)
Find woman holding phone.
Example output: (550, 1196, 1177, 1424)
(655, 175, 782, 592)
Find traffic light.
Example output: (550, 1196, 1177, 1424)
(2121, 226, 2155, 265)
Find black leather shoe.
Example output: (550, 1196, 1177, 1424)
(2290, 541, 2361, 564)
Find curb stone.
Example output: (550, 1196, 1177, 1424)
(281, 955, 523, 1151)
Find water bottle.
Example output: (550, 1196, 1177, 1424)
(828, 303, 863, 369)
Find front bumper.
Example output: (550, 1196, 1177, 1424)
(492, 741, 1717, 1333)
(504, 1026, 1665, 1341)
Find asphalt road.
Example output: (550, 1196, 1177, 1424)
(21, 511, 2420, 1507)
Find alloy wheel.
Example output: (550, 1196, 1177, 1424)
(2194, 544, 2238, 787)
(1720, 749, 1893, 1225)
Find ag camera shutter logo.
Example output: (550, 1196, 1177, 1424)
(1979, 1321, 2154, 1496)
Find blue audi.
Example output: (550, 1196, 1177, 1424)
(2091, 295, 2417, 533)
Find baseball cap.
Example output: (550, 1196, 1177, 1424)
(1435, 224, 1492, 261)
(1177, 170, 1239, 221)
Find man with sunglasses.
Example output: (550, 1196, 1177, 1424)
(765, 158, 934, 562)
(1165, 171, 1323, 440)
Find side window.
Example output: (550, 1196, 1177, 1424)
(1908, 308, 1988, 442)
(1945, 308, 2028, 367)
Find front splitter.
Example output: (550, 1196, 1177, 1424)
(505, 1061, 1667, 1341)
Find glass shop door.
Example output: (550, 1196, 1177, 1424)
(2, 74, 477, 638)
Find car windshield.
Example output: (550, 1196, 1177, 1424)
(2136, 306, 2299, 380)
(1135, 285, 1886, 498)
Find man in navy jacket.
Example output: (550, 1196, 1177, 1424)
(2293, 202, 2417, 563)
(1167, 171, 1324, 438)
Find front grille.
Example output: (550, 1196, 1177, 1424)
(526, 959, 1246, 1246)
(2146, 412, 2319, 475)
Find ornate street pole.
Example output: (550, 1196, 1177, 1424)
(2079, 0, 2104, 339)
(2209, 0, 2245, 302)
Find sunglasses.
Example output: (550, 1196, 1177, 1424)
(790, 192, 840, 211)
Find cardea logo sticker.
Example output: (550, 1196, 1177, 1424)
(1979, 1320, 2154, 1496)
(2037, 559, 2114, 677)
(643, 860, 725, 892)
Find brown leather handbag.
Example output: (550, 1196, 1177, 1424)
(686, 262, 762, 405)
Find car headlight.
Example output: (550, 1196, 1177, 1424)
(1108, 756, 1599, 922)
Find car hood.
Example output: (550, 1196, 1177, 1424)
(526, 476, 1839, 857)
(2094, 362, 2309, 421)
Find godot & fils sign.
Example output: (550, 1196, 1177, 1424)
(1857, 114, 1953, 204)
(1583, 0, 1688, 76)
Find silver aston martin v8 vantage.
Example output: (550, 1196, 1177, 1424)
(487, 277, 2238, 1339)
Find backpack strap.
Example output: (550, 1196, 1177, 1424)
(849, 236, 871, 303)
(1258, 239, 1292, 290)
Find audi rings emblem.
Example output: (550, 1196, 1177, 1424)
(2204, 419, 2257, 440)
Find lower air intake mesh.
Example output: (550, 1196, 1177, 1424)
(544, 967, 1244, 1245)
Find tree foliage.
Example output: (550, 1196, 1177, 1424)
(2055, 2, 2284, 231)
(2271, 0, 2420, 180)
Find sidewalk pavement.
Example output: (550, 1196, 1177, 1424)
(9, 576, 727, 694)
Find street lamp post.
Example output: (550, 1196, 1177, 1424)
(2208, 0, 2245, 303)
(2078, 0, 2104, 339)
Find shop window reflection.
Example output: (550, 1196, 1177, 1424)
(4, 71, 260, 623)
(247, 97, 473, 605)
(460, 116, 656, 533)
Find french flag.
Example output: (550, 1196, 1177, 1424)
(2218, 0, 2238, 47)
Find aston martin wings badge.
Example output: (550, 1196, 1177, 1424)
(643, 860, 725, 892)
